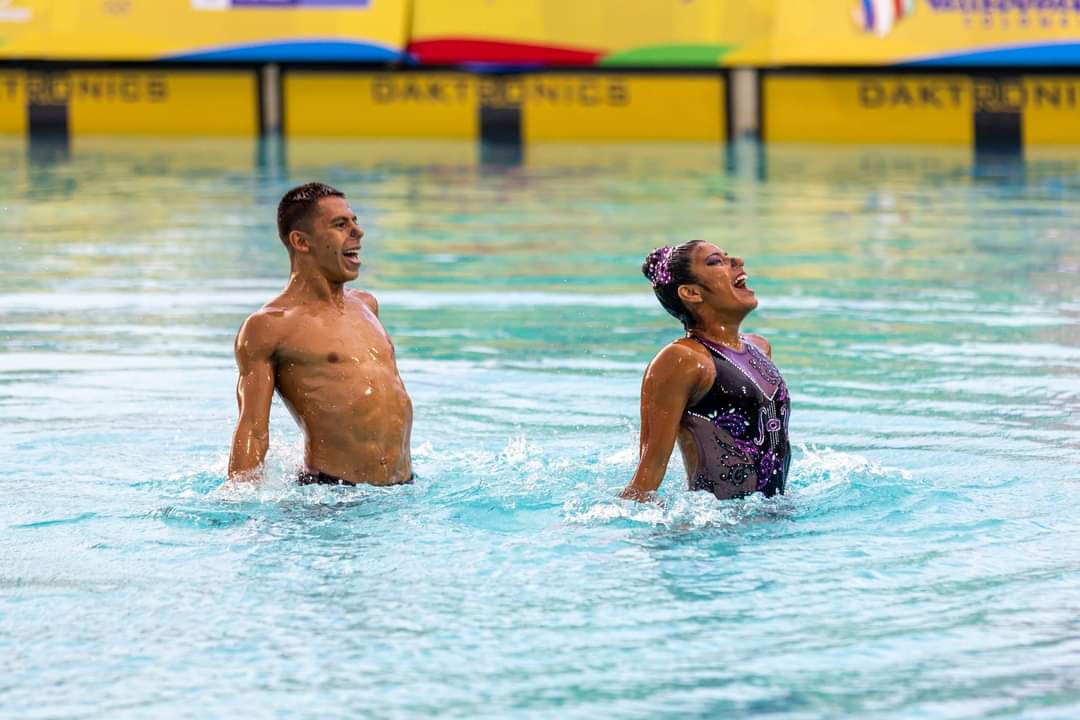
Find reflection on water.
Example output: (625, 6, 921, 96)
(1, 135, 1079, 718)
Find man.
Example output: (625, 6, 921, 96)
(227, 182, 413, 486)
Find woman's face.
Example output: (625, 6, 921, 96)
(685, 242, 759, 316)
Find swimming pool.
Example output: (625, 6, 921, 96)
(2, 136, 1078, 718)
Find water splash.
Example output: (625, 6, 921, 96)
(562, 445, 914, 531)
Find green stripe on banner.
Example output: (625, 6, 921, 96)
(599, 44, 733, 67)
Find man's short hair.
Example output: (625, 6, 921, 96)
(276, 182, 345, 249)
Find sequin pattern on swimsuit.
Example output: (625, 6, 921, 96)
(682, 336, 792, 498)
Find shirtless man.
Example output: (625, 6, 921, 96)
(227, 183, 413, 486)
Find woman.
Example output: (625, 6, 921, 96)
(621, 241, 791, 502)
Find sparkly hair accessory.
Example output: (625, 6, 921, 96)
(645, 246, 674, 288)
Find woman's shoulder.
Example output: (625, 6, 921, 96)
(665, 336, 714, 360)
(741, 333, 772, 358)
(645, 337, 713, 382)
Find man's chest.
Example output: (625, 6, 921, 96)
(276, 309, 394, 367)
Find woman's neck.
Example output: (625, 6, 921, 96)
(690, 322, 743, 351)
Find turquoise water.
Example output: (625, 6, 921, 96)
(2, 137, 1079, 718)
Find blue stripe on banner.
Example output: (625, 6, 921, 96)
(231, 1, 370, 6)
(166, 40, 401, 62)
(862, 0, 875, 32)
(903, 43, 1080, 67)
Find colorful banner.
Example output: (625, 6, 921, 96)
(407, 0, 774, 67)
(5, 0, 1080, 69)
(412, 0, 1080, 68)
(0, 0, 407, 61)
(772, 0, 1080, 66)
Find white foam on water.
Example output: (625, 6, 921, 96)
(562, 484, 789, 531)
(202, 432, 392, 507)
(793, 444, 913, 496)
(175, 430, 917, 533)
(562, 445, 914, 530)
(599, 447, 636, 466)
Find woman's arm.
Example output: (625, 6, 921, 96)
(621, 344, 708, 502)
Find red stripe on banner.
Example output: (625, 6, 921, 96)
(893, 0, 904, 19)
(408, 39, 604, 66)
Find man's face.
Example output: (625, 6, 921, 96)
(302, 197, 364, 283)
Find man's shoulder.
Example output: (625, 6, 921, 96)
(347, 288, 379, 315)
(238, 298, 294, 341)
(346, 288, 377, 302)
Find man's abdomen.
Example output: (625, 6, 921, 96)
(279, 365, 413, 486)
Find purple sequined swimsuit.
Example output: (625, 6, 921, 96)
(681, 335, 791, 498)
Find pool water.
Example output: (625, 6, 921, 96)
(2, 137, 1078, 718)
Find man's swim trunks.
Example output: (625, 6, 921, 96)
(298, 469, 416, 486)
(682, 334, 791, 498)
(298, 469, 349, 485)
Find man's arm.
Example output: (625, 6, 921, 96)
(621, 344, 707, 502)
(227, 312, 277, 483)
